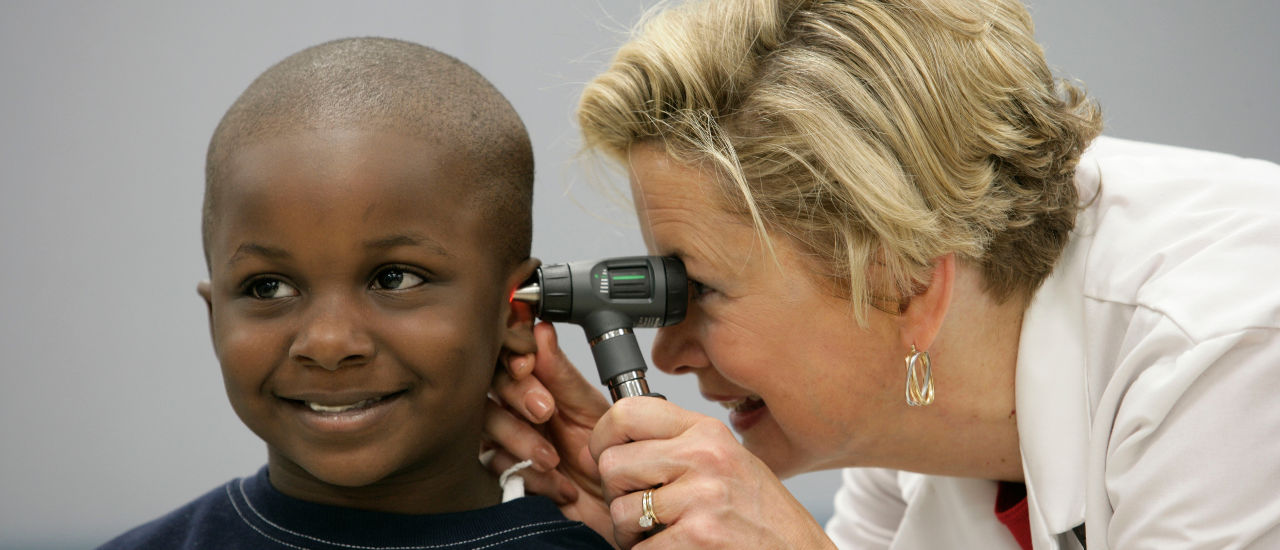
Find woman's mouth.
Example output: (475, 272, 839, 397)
(719, 394, 766, 413)
(720, 395, 768, 432)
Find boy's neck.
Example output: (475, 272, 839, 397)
(265, 452, 503, 515)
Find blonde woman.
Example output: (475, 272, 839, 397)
(488, 0, 1280, 548)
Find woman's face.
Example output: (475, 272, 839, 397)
(629, 145, 911, 478)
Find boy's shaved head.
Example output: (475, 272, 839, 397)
(204, 37, 533, 267)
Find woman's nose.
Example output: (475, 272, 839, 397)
(650, 308, 709, 376)
(289, 297, 374, 371)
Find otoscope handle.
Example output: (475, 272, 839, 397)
(589, 328, 666, 402)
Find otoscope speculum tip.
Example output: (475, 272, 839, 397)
(512, 282, 541, 306)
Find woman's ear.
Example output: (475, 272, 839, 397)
(502, 258, 541, 356)
(898, 253, 955, 351)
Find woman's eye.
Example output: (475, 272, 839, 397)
(247, 278, 299, 299)
(689, 278, 715, 299)
(372, 267, 426, 290)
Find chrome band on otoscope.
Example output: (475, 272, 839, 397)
(607, 369, 651, 401)
(588, 327, 633, 348)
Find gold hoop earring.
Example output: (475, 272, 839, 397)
(905, 345, 934, 406)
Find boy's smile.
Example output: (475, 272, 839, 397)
(200, 128, 533, 513)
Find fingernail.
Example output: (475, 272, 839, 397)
(534, 445, 559, 471)
(525, 391, 552, 422)
(510, 355, 529, 376)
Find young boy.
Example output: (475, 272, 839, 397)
(98, 37, 611, 549)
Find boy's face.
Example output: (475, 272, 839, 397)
(200, 129, 534, 500)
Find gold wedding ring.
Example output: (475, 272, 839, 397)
(638, 488, 660, 529)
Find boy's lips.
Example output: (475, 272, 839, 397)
(279, 389, 407, 407)
(277, 389, 409, 431)
(304, 395, 387, 413)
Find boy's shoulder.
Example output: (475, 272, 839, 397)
(97, 467, 612, 550)
(96, 474, 245, 550)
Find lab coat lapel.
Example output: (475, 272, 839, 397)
(1014, 161, 1099, 547)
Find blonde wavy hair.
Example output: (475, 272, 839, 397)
(578, 0, 1102, 321)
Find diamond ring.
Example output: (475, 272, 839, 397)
(638, 488, 660, 529)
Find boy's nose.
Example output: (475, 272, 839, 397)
(289, 300, 374, 371)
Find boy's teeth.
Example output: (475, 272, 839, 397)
(307, 397, 379, 413)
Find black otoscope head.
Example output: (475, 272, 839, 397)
(511, 256, 686, 401)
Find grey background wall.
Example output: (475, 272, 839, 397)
(1, 1, 1276, 548)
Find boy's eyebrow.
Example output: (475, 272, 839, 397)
(228, 243, 290, 267)
(225, 234, 451, 267)
(365, 233, 452, 257)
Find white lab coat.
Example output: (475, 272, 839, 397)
(826, 137, 1280, 549)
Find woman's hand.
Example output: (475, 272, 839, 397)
(590, 397, 836, 550)
(486, 322, 615, 536)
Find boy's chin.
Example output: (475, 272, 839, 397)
(302, 463, 389, 489)
(267, 449, 401, 492)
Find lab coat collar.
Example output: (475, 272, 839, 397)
(1013, 159, 1099, 543)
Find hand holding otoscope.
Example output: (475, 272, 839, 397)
(504, 256, 687, 539)
(512, 256, 687, 402)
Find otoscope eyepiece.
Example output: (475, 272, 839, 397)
(512, 256, 687, 402)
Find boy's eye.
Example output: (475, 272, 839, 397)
(247, 278, 299, 300)
(372, 267, 426, 290)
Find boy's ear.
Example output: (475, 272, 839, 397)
(897, 253, 955, 352)
(501, 258, 540, 355)
(196, 280, 217, 346)
(197, 280, 212, 308)
(195, 281, 211, 315)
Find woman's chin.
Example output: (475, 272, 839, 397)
(739, 418, 809, 478)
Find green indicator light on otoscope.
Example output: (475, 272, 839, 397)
(613, 275, 646, 280)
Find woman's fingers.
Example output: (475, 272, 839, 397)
(590, 398, 737, 502)
(482, 398, 560, 472)
(594, 436, 684, 501)
(493, 358, 556, 424)
(610, 484, 678, 549)
(588, 396, 711, 462)
(479, 321, 619, 542)
(504, 350, 535, 379)
(529, 322, 611, 421)
(493, 322, 609, 428)
(585, 398, 834, 549)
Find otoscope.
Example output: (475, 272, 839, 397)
(511, 256, 687, 402)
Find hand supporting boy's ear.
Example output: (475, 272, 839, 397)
(485, 322, 614, 537)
